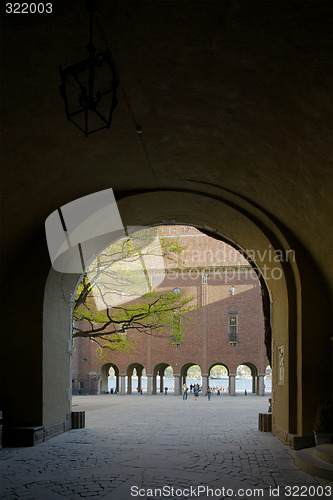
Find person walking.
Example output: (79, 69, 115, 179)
(193, 384, 199, 401)
(182, 383, 188, 400)
(207, 386, 212, 401)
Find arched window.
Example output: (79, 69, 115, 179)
(228, 311, 238, 344)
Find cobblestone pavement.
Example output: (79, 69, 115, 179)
(1, 393, 331, 499)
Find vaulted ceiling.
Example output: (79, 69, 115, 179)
(1, 1, 332, 289)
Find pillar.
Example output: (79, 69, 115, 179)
(201, 374, 208, 396)
(258, 374, 265, 396)
(152, 375, 157, 395)
(120, 374, 126, 395)
(252, 375, 257, 393)
(174, 374, 181, 396)
(137, 368, 142, 393)
(127, 375, 132, 395)
(146, 374, 153, 395)
(159, 373, 164, 393)
(229, 374, 236, 396)
(99, 368, 108, 394)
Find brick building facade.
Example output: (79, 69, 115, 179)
(72, 226, 269, 396)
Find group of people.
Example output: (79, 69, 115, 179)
(182, 384, 214, 401)
(104, 388, 118, 394)
(105, 384, 233, 397)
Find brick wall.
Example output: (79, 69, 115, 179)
(72, 227, 269, 393)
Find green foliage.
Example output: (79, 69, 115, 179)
(97, 334, 137, 360)
(210, 365, 228, 377)
(187, 365, 202, 378)
(237, 365, 252, 377)
(72, 229, 195, 351)
(165, 366, 174, 377)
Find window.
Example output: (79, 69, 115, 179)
(228, 311, 238, 344)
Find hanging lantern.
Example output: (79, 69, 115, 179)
(59, 1, 118, 136)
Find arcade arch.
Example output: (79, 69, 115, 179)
(152, 363, 174, 395)
(125, 363, 145, 395)
(40, 189, 332, 449)
(236, 363, 259, 395)
(208, 363, 230, 394)
(99, 363, 120, 394)
(181, 363, 202, 394)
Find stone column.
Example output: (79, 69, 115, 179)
(120, 374, 126, 395)
(99, 367, 108, 394)
(201, 374, 208, 396)
(137, 367, 142, 393)
(258, 374, 265, 396)
(127, 375, 132, 395)
(229, 374, 236, 396)
(174, 374, 181, 396)
(146, 374, 153, 395)
(152, 375, 157, 395)
(252, 375, 257, 393)
(159, 373, 164, 393)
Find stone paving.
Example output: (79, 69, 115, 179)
(0, 393, 331, 499)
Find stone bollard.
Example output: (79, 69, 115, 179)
(258, 412, 272, 432)
(71, 411, 85, 429)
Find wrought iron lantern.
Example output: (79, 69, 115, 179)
(59, 0, 118, 136)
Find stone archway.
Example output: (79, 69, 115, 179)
(181, 362, 203, 394)
(99, 363, 120, 394)
(1, 0, 332, 452)
(153, 363, 172, 395)
(126, 363, 145, 395)
(208, 363, 230, 395)
(38, 188, 330, 449)
(235, 363, 259, 395)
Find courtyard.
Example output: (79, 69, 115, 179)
(1, 394, 330, 499)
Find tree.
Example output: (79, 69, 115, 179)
(72, 227, 195, 350)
